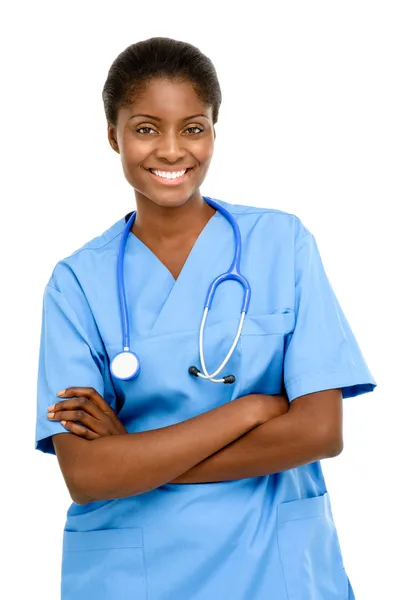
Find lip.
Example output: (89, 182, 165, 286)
(146, 167, 194, 186)
(146, 167, 194, 172)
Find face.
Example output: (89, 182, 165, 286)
(108, 78, 215, 209)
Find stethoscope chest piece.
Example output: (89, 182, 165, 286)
(110, 350, 140, 381)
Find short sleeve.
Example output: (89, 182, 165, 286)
(283, 229, 376, 402)
(35, 284, 111, 455)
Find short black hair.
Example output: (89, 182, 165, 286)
(102, 37, 222, 127)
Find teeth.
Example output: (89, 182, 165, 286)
(150, 169, 187, 179)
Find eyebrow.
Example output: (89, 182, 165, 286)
(128, 113, 210, 121)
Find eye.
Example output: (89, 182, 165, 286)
(185, 126, 203, 134)
(136, 126, 157, 134)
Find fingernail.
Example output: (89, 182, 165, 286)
(47, 412, 54, 418)
(47, 404, 55, 412)
(61, 420, 67, 426)
(57, 390, 66, 397)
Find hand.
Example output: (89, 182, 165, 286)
(47, 387, 128, 440)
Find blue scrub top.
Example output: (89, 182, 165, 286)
(35, 198, 375, 600)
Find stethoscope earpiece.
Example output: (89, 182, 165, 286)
(111, 197, 251, 384)
(189, 366, 236, 385)
(188, 366, 200, 376)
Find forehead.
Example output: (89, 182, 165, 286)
(122, 78, 211, 121)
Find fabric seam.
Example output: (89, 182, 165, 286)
(276, 517, 290, 600)
(285, 364, 359, 387)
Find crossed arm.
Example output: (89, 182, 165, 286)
(171, 388, 343, 483)
(50, 387, 342, 504)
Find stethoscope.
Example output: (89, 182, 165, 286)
(110, 196, 251, 384)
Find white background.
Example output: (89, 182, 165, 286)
(1, 1, 398, 598)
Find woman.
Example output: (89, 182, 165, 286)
(36, 37, 376, 599)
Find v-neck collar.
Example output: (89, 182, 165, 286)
(122, 206, 233, 337)
(125, 206, 221, 285)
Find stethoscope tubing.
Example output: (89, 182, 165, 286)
(117, 210, 137, 351)
(113, 196, 251, 383)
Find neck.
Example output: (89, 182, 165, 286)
(132, 192, 216, 242)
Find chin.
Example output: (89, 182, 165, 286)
(150, 194, 199, 209)
(134, 183, 203, 210)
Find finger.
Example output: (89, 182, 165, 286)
(56, 387, 121, 428)
(61, 420, 99, 440)
(57, 387, 113, 415)
(49, 409, 101, 431)
(48, 397, 105, 420)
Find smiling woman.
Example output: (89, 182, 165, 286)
(123, 107, 208, 192)
(35, 36, 375, 600)
(105, 54, 217, 216)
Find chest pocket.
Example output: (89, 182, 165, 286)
(236, 310, 295, 397)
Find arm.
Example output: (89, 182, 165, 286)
(171, 389, 343, 483)
(52, 392, 283, 504)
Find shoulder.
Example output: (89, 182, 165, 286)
(212, 197, 312, 243)
(46, 216, 126, 294)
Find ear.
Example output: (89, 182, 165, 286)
(107, 122, 120, 154)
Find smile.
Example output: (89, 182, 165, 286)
(147, 167, 193, 185)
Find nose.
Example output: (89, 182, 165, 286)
(154, 128, 186, 162)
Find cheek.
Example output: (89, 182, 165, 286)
(119, 153, 136, 185)
(118, 128, 144, 159)
(196, 136, 214, 162)
(118, 141, 147, 180)
(189, 144, 213, 177)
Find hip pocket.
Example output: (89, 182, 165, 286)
(277, 493, 349, 600)
(62, 528, 147, 600)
